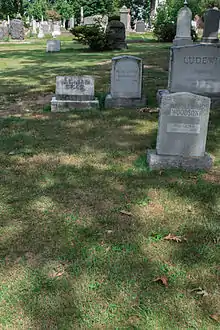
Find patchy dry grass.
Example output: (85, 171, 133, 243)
(0, 37, 220, 329)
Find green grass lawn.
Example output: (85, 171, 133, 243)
(0, 37, 220, 329)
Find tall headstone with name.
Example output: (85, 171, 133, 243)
(136, 20, 145, 32)
(51, 76, 99, 112)
(173, 1, 193, 46)
(38, 24, 44, 38)
(202, 7, 220, 43)
(105, 55, 146, 108)
(46, 40, 61, 52)
(10, 19, 24, 40)
(147, 92, 213, 171)
(106, 20, 127, 50)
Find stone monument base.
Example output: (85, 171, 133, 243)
(201, 37, 219, 44)
(173, 37, 193, 46)
(147, 149, 213, 171)
(105, 94, 146, 109)
(51, 97, 99, 112)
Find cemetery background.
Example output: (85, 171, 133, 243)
(0, 13, 220, 330)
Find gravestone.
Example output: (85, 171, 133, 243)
(84, 15, 108, 29)
(168, 44, 220, 105)
(0, 22, 9, 40)
(173, 2, 193, 46)
(32, 19, 37, 34)
(202, 8, 220, 43)
(147, 92, 213, 171)
(52, 23, 61, 37)
(46, 40, 61, 52)
(120, 5, 129, 30)
(105, 55, 146, 108)
(80, 7, 84, 25)
(70, 17, 75, 29)
(38, 25, 44, 38)
(41, 21, 50, 34)
(136, 20, 145, 33)
(10, 19, 24, 40)
(51, 76, 99, 112)
(106, 20, 127, 50)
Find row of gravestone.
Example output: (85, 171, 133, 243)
(50, 55, 213, 172)
(0, 19, 24, 40)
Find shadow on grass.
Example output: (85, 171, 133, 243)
(0, 108, 220, 328)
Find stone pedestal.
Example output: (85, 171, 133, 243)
(51, 76, 99, 112)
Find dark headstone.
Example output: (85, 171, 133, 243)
(10, 19, 24, 40)
(106, 20, 127, 50)
(202, 8, 220, 43)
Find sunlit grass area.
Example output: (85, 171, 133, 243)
(0, 36, 220, 329)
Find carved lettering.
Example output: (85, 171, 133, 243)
(170, 108, 200, 117)
(183, 56, 220, 65)
(167, 123, 200, 134)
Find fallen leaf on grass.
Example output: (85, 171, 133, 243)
(164, 233, 186, 242)
(120, 210, 132, 216)
(153, 276, 168, 288)
(48, 270, 65, 279)
(137, 107, 159, 113)
(190, 287, 209, 297)
(210, 314, 220, 322)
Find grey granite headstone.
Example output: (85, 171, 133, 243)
(0, 23, 9, 40)
(173, 3, 193, 46)
(10, 19, 24, 40)
(105, 55, 146, 109)
(46, 40, 61, 52)
(52, 23, 61, 37)
(136, 21, 145, 33)
(106, 20, 127, 50)
(202, 8, 220, 44)
(38, 24, 44, 38)
(168, 44, 220, 103)
(41, 21, 50, 34)
(120, 5, 129, 30)
(147, 92, 213, 171)
(51, 76, 99, 112)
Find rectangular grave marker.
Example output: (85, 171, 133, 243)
(147, 92, 213, 171)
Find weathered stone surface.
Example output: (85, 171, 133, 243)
(168, 44, 220, 101)
(105, 55, 146, 109)
(136, 21, 145, 33)
(173, 4, 193, 46)
(10, 19, 24, 40)
(147, 150, 213, 171)
(157, 92, 211, 157)
(202, 8, 220, 43)
(0, 23, 9, 40)
(46, 40, 61, 52)
(106, 20, 127, 50)
(147, 92, 213, 171)
(83, 15, 108, 29)
(51, 76, 99, 112)
(120, 5, 129, 30)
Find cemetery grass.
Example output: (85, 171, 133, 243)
(0, 38, 220, 329)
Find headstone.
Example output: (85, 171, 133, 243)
(10, 19, 24, 40)
(173, 2, 193, 46)
(147, 92, 213, 171)
(52, 23, 61, 37)
(120, 5, 130, 30)
(106, 20, 127, 50)
(202, 8, 220, 43)
(41, 21, 50, 34)
(70, 17, 75, 29)
(32, 19, 37, 34)
(105, 55, 146, 109)
(83, 15, 108, 29)
(46, 40, 61, 52)
(0, 22, 9, 40)
(168, 44, 220, 105)
(38, 25, 44, 38)
(51, 76, 99, 112)
(80, 7, 84, 25)
(136, 20, 145, 33)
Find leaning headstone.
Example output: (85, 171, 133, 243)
(136, 20, 145, 33)
(106, 20, 127, 50)
(173, 2, 193, 46)
(147, 92, 213, 171)
(202, 7, 220, 43)
(46, 40, 61, 52)
(105, 55, 146, 109)
(51, 76, 99, 112)
(10, 19, 24, 40)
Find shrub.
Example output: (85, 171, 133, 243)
(70, 25, 107, 51)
